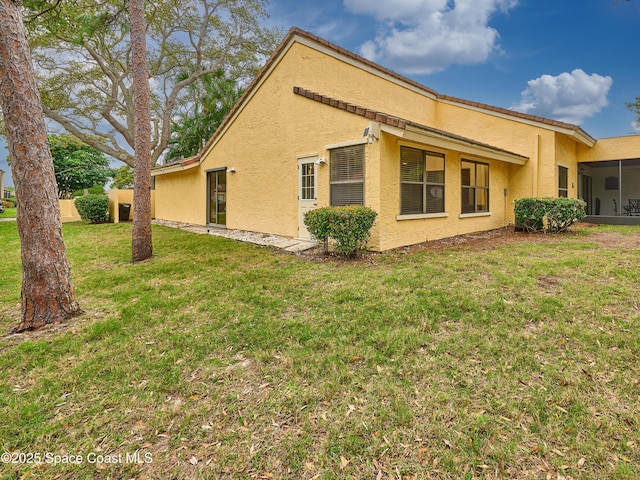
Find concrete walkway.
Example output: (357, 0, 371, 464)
(152, 219, 317, 253)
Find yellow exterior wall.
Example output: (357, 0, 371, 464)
(59, 199, 81, 223)
(154, 169, 204, 225)
(107, 190, 156, 223)
(577, 135, 640, 162)
(153, 35, 599, 251)
(434, 101, 574, 202)
(376, 136, 512, 251)
(553, 134, 578, 198)
(286, 43, 438, 127)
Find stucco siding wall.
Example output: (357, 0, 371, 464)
(553, 134, 578, 198)
(197, 53, 375, 238)
(434, 101, 572, 204)
(577, 135, 640, 162)
(155, 168, 205, 225)
(59, 199, 81, 223)
(376, 135, 512, 251)
(287, 43, 438, 127)
(154, 36, 596, 250)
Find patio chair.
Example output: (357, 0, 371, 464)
(627, 199, 640, 216)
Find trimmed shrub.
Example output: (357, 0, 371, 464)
(304, 205, 378, 257)
(2, 199, 15, 208)
(75, 194, 109, 223)
(514, 197, 586, 233)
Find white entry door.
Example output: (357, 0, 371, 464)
(298, 157, 318, 239)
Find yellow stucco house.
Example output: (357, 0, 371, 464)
(153, 27, 640, 251)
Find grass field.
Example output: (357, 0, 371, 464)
(0, 207, 17, 219)
(0, 221, 638, 479)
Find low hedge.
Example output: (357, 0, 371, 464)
(514, 197, 586, 233)
(75, 194, 110, 224)
(304, 205, 378, 258)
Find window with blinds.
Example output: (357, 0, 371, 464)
(400, 147, 445, 215)
(461, 160, 489, 213)
(330, 144, 365, 206)
(558, 166, 568, 197)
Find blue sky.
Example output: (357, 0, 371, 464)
(2, 0, 639, 187)
(266, 0, 640, 136)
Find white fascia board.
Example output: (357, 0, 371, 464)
(381, 124, 528, 166)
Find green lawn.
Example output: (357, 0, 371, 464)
(0, 222, 639, 479)
(0, 207, 17, 219)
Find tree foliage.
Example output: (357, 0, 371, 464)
(25, 0, 281, 167)
(166, 69, 244, 163)
(627, 96, 640, 128)
(111, 165, 134, 189)
(49, 134, 113, 198)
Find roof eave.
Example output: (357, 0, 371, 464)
(395, 124, 528, 166)
(438, 97, 596, 147)
(152, 155, 201, 176)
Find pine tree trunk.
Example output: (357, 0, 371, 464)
(130, 0, 153, 262)
(0, 0, 81, 332)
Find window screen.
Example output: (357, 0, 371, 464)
(330, 144, 365, 206)
(461, 160, 489, 213)
(400, 147, 445, 215)
(558, 166, 568, 198)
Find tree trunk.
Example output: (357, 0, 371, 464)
(0, 0, 81, 332)
(130, 0, 153, 262)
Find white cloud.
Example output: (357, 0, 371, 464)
(343, 0, 518, 74)
(510, 69, 613, 125)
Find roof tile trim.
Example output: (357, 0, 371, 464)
(155, 26, 589, 171)
(287, 27, 593, 141)
(293, 87, 527, 160)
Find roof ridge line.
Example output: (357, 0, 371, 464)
(287, 27, 594, 142)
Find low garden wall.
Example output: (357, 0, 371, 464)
(59, 190, 156, 223)
(59, 199, 81, 223)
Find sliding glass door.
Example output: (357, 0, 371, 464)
(207, 169, 226, 225)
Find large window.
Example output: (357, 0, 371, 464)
(558, 165, 568, 197)
(461, 160, 489, 214)
(400, 147, 445, 215)
(330, 144, 364, 206)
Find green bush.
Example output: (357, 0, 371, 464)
(2, 198, 15, 208)
(514, 197, 586, 233)
(75, 194, 110, 224)
(304, 205, 378, 257)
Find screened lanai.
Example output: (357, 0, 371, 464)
(580, 159, 640, 224)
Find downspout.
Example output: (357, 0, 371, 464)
(532, 134, 540, 197)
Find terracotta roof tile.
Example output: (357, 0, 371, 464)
(293, 87, 527, 160)
(157, 26, 592, 172)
